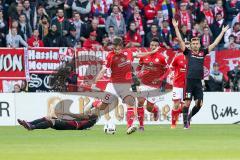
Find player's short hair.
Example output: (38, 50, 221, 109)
(151, 37, 160, 44)
(191, 37, 200, 42)
(113, 37, 123, 46)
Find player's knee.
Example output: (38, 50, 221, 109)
(173, 100, 180, 109)
(99, 102, 109, 110)
(196, 100, 203, 108)
(123, 95, 135, 106)
(138, 97, 145, 107)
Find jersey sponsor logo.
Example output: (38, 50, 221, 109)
(118, 60, 131, 67)
(191, 55, 204, 59)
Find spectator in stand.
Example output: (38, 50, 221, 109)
(6, 27, 28, 48)
(91, 0, 112, 18)
(20, 80, 28, 92)
(201, 1, 214, 26)
(206, 62, 225, 92)
(210, 12, 227, 50)
(160, 20, 172, 48)
(214, 0, 224, 18)
(145, 23, 164, 47)
(122, 0, 137, 24)
(200, 26, 213, 49)
(175, 1, 192, 32)
(18, 13, 32, 41)
(64, 25, 80, 47)
(105, 4, 126, 37)
(102, 34, 113, 50)
(107, 25, 116, 43)
(0, 10, 8, 47)
(23, 0, 34, 28)
(51, 9, 70, 37)
(180, 24, 192, 42)
(231, 13, 240, 28)
(108, 0, 123, 15)
(227, 63, 240, 92)
(225, 0, 240, 24)
(124, 21, 142, 47)
(128, 5, 145, 44)
(27, 29, 44, 47)
(231, 22, 240, 44)
(9, 2, 25, 21)
(154, 10, 164, 30)
(45, 0, 64, 18)
(72, 12, 85, 42)
(35, 5, 49, 30)
(83, 31, 102, 49)
(71, 0, 93, 22)
(144, 0, 160, 29)
(38, 15, 50, 40)
(81, 18, 105, 43)
(12, 84, 21, 93)
(43, 24, 63, 47)
(224, 35, 240, 50)
(192, 22, 201, 37)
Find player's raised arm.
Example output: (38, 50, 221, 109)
(172, 19, 186, 52)
(208, 25, 229, 52)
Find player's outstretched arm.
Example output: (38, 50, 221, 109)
(134, 47, 160, 58)
(93, 67, 106, 84)
(172, 19, 186, 51)
(208, 25, 229, 52)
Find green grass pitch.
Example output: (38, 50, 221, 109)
(0, 125, 240, 160)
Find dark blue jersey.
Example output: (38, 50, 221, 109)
(183, 48, 209, 79)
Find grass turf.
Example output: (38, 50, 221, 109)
(0, 125, 239, 160)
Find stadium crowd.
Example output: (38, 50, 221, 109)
(0, 0, 239, 92)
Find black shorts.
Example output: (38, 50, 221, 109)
(52, 115, 97, 130)
(184, 78, 203, 101)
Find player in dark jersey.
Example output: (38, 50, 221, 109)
(17, 113, 98, 131)
(172, 19, 229, 129)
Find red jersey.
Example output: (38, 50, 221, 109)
(137, 49, 168, 88)
(171, 54, 186, 88)
(105, 50, 133, 83)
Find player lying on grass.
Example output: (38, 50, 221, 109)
(17, 113, 98, 131)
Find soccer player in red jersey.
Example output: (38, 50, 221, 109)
(91, 37, 159, 134)
(136, 38, 169, 130)
(170, 52, 186, 129)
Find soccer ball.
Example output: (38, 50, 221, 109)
(104, 122, 116, 135)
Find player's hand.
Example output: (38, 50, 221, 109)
(222, 25, 229, 32)
(153, 46, 160, 53)
(172, 19, 178, 28)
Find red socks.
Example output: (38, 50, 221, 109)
(127, 107, 135, 128)
(171, 109, 179, 125)
(137, 107, 144, 127)
(92, 100, 102, 108)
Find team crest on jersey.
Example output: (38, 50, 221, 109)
(123, 52, 128, 56)
(155, 58, 159, 62)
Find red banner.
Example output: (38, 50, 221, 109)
(0, 48, 26, 80)
(27, 47, 75, 74)
(215, 50, 240, 80)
